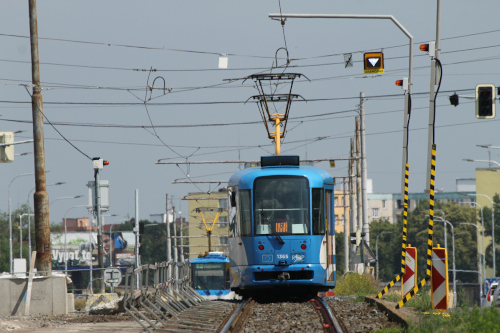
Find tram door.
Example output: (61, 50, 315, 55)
(325, 190, 335, 281)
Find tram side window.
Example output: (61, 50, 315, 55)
(228, 188, 237, 237)
(239, 190, 252, 236)
(312, 188, 326, 235)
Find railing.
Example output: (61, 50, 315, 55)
(122, 260, 206, 333)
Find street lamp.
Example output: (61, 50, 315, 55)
(465, 193, 495, 276)
(459, 222, 485, 298)
(50, 195, 83, 207)
(8, 172, 34, 274)
(19, 213, 34, 260)
(465, 202, 486, 287)
(376, 231, 393, 280)
(63, 205, 87, 274)
(435, 209, 447, 253)
(463, 158, 500, 168)
(434, 216, 457, 308)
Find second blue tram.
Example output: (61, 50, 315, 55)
(227, 155, 336, 298)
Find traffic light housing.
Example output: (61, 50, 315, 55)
(476, 84, 496, 119)
(350, 232, 357, 245)
(449, 93, 459, 107)
(0, 132, 14, 163)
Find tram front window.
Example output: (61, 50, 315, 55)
(254, 176, 309, 235)
(192, 263, 227, 290)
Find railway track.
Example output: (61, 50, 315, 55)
(219, 296, 349, 333)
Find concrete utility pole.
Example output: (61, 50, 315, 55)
(349, 138, 357, 268)
(93, 158, 105, 293)
(28, 0, 51, 276)
(355, 118, 363, 239)
(166, 194, 171, 262)
(342, 177, 349, 273)
(360, 92, 369, 245)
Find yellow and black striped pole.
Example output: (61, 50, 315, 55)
(376, 164, 409, 299)
(395, 144, 436, 309)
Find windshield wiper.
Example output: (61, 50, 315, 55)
(260, 209, 285, 245)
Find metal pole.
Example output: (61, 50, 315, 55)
(9, 173, 33, 274)
(88, 219, 93, 294)
(180, 210, 184, 262)
(29, 0, 51, 277)
(19, 214, 23, 259)
(343, 177, 349, 273)
(436, 217, 455, 308)
(173, 206, 178, 262)
(94, 164, 105, 293)
(470, 193, 495, 276)
(470, 202, 486, 298)
(360, 92, 369, 245)
(425, 0, 442, 195)
(166, 194, 171, 262)
(459, 222, 484, 304)
(436, 209, 447, 256)
(135, 189, 140, 289)
(28, 211, 31, 268)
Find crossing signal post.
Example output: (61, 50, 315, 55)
(476, 84, 496, 119)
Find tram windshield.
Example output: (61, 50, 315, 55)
(254, 176, 310, 236)
(191, 262, 227, 291)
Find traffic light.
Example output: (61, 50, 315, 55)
(138, 222, 145, 255)
(0, 132, 14, 163)
(350, 232, 357, 245)
(449, 93, 459, 107)
(476, 84, 496, 119)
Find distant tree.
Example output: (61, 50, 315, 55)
(482, 193, 500, 276)
(335, 232, 345, 276)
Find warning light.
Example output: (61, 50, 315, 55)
(395, 78, 409, 90)
(104, 160, 109, 166)
(419, 42, 435, 57)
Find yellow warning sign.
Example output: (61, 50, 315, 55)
(364, 52, 384, 74)
(329, 160, 335, 168)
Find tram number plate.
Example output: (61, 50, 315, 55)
(276, 222, 287, 233)
(277, 254, 289, 260)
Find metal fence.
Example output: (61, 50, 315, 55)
(122, 260, 208, 333)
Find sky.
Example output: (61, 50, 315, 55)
(1, 1, 500, 226)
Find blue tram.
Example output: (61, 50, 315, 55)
(227, 155, 336, 298)
(189, 252, 232, 299)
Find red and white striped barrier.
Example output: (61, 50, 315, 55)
(401, 245, 417, 297)
(431, 245, 449, 311)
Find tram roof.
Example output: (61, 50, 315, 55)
(228, 163, 333, 189)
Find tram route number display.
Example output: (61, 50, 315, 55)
(276, 222, 288, 233)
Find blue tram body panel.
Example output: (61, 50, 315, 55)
(227, 156, 336, 297)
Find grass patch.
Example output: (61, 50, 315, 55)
(407, 306, 500, 333)
(74, 297, 87, 311)
(405, 288, 432, 312)
(334, 273, 379, 296)
(381, 291, 403, 303)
